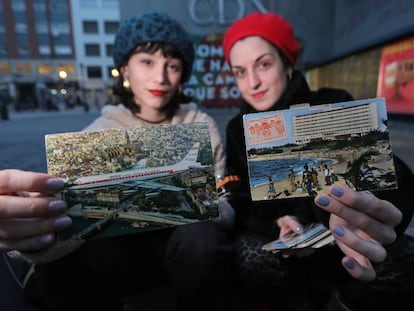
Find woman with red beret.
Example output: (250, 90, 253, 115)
(223, 11, 414, 310)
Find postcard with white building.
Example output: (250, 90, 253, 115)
(45, 122, 218, 240)
(242, 97, 398, 201)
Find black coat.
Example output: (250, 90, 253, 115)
(226, 70, 414, 238)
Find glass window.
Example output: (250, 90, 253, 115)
(80, 0, 97, 9)
(54, 34, 71, 46)
(11, 0, 25, 12)
(17, 46, 30, 57)
(0, 44, 7, 57)
(36, 23, 49, 34)
(55, 45, 72, 56)
(16, 63, 32, 73)
(38, 64, 53, 74)
(34, 10, 47, 21)
(13, 13, 26, 24)
(0, 9, 4, 33)
(16, 33, 30, 57)
(83, 21, 98, 34)
(105, 44, 113, 57)
(38, 45, 51, 56)
(0, 33, 6, 56)
(85, 44, 100, 56)
(104, 21, 119, 34)
(33, 0, 46, 12)
(15, 23, 28, 34)
(51, 23, 70, 35)
(87, 66, 102, 78)
(0, 62, 11, 73)
(37, 33, 50, 45)
(50, 1, 67, 13)
(50, 1, 69, 24)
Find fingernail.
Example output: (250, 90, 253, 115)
(48, 200, 67, 213)
(53, 216, 72, 231)
(296, 226, 304, 233)
(331, 186, 344, 198)
(46, 178, 65, 191)
(317, 196, 330, 207)
(39, 233, 54, 245)
(344, 259, 355, 269)
(333, 226, 345, 237)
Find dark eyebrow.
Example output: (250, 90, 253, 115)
(231, 52, 273, 69)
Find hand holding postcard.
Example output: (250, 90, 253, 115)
(45, 122, 219, 241)
(262, 223, 335, 254)
(242, 98, 398, 201)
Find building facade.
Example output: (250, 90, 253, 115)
(1, 0, 413, 111)
(0, 0, 119, 111)
(0, 0, 76, 110)
(293, 103, 379, 144)
(70, 0, 119, 108)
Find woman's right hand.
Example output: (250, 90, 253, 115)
(0, 169, 72, 252)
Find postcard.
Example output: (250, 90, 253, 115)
(261, 223, 330, 251)
(242, 97, 398, 201)
(45, 122, 219, 240)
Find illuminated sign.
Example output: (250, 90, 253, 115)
(377, 36, 414, 115)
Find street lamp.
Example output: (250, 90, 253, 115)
(58, 70, 67, 95)
(111, 68, 119, 78)
(58, 70, 67, 80)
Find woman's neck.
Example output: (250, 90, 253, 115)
(134, 111, 171, 125)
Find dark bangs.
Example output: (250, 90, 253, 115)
(134, 42, 184, 61)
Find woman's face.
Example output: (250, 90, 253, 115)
(121, 49, 183, 113)
(229, 36, 288, 111)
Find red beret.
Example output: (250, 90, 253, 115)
(223, 12, 300, 65)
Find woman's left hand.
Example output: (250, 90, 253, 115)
(276, 215, 314, 258)
(314, 184, 402, 281)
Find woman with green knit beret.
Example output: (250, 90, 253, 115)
(0, 12, 234, 310)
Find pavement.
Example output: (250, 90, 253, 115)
(1, 105, 414, 236)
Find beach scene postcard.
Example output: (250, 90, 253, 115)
(45, 122, 219, 240)
(242, 97, 398, 201)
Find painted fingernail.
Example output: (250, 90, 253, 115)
(331, 186, 344, 198)
(333, 226, 345, 237)
(317, 196, 330, 207)
(46, 178, 65, 191)
(53, 216, 72, 231)
(48, 200, 67, 213)
(344, 259, 355, 269)
(296, 226, 303, 233)
(39, 233, 54, 245)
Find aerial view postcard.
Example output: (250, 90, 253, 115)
(242, 97, 398, 201)
(45, 122, 218, 240)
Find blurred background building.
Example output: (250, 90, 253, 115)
(0, 0, 414, 116)
(0, 0, 119, 111)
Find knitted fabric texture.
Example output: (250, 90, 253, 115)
(222, 12, 300, 65)
(113, 11, 195, 82)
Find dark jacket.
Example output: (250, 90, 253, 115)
(226, 70, 414, 238)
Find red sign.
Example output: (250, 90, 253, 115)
(377, 36, 414, 115)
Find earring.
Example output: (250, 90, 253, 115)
(178, 84, 183, 95)
(123, 77, 130, 89)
